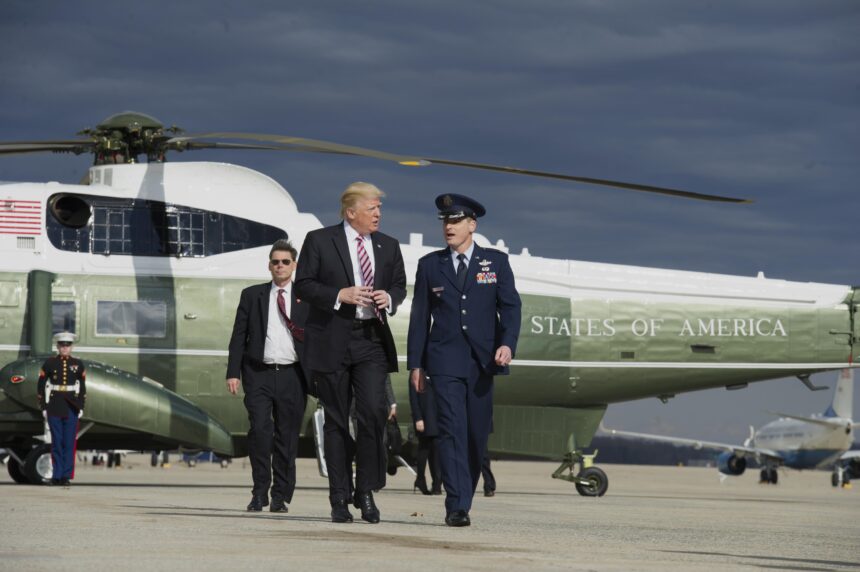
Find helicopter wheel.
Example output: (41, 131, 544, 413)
(831, 471, 840, 487)
(23, 444, 53, 485)
(574, 466, 609, 497)
(6, 450, 30, 484)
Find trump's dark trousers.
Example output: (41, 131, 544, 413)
(315, 321, 388, 501)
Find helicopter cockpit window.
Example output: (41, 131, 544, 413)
(46, 193, 286, 257)
(96, 300, 167, 337)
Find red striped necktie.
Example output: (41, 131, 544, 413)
(356, 236, 382, 320)
(277, 288, 304, 342)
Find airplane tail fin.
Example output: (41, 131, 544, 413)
(824, 369, 854, 420)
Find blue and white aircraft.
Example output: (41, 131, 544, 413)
(604, 369, 859, 487)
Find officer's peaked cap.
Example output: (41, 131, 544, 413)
(435, 193, 486, 220)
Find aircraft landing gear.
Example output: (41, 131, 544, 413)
(23, 444, 53, 485)
(5, 445, 52, 485)
(552, 450, 609, 497)
(759, 467, 778, 484)
(6, 449, 30, 484)
(832, 467, 851, 488)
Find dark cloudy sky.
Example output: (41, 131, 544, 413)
(1, 1, 858, 444)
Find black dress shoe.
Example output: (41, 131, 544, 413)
(60, 479, 71, 487)
(246, 495, 269, 512)
(413, 478, 431, 495)
(355, 491, 380, 523)
(50, 478, 61, 486)
(484, 490, 495, 497)
(330, 499, 354, 523)
(270, 498, 288, 513)
(445, 510, 471, 527)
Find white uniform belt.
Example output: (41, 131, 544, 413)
(51, 385, 78, 392)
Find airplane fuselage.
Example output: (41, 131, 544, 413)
(753, 416, 853, 469)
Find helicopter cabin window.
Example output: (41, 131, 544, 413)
(96, 300, 167, 337)
(47, 193, 286, 257)
(52, 301, 77, 335)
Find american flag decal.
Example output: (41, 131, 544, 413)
(0, 199, 42, 235)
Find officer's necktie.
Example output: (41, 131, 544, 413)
(356, 236, 383, 320)
(457, 253, 468, 290)
(277, 288, 305, 342)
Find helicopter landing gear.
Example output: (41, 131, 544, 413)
(23, 444, 53, 485)
(552, 449, 609, 497)
(5, 448, 30, 484)
(5, 445, 52, 485)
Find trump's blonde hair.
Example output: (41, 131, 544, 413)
(340, 182, 385, 219)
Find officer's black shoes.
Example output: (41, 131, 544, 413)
(330, 499, 354, 523)
(50, 478, 61, 486)
(445, 510, 471, 527)
(60, 479, 71, 487)
(246, 495, 269, 512)
(484, 490, 495, 497)
(355, 491, 380, 524)
(269, 498, 288, 513)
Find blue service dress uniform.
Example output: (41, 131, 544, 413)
(37, 355, 87, 482)
(407, 244, 521, 514)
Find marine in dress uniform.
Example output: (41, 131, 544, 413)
(227, 240, 309, 513)
(407, 193, 521, 527)
(37, 332, 86, 486)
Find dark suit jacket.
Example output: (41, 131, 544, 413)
(226, 281, 310, 384)
(407, 244, 521, 377)
(295, 222, 407, 373)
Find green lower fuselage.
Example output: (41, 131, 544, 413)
(0, 270, 856, 458)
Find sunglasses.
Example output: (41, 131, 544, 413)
(270, 258, 293, 266)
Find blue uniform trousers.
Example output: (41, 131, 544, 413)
(48, 412, 78, 480)
(432, 359, 494, 514)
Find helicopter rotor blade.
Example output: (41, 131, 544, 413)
(424, 158, 750, 203)
(0, 141, 96, 155)
(170, 131, 750, 203)
(176, 141, 303, 152)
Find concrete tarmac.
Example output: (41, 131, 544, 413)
(1, 456, 858, 571)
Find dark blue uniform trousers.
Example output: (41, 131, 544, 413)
(432, 359, 493, 514)
(48, 412, 78, 480)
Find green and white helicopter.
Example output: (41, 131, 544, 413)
(0, 112, 855, 495)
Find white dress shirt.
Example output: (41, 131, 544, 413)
(335, 220, 391, 319)
(450, 242, 475, 273)
(263, 281, 299, 364)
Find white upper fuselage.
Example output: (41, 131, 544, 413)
(0, 161, 852, 311)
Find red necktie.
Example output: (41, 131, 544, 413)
(277, 288, 304, 342)
(356, 236, 382, 320)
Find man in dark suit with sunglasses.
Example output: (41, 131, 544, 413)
(227, 239, 309, 514)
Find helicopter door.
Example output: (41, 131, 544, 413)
(569, 300, 614, 401)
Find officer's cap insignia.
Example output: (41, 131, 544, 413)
(442, 194, 453, 207)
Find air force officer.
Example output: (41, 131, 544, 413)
(407, 193, 521, 527)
